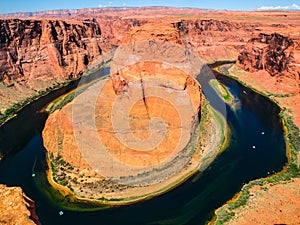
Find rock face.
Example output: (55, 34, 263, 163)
(121, 21, 182, 45)
(0, 184, 40, 225)
(1, 10, 299, 112)
(172, 19, 254, 62)
(237, 33, 300, 80)
(0, 18, 102, 88)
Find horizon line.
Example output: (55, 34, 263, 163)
(0, 6, 299, 16)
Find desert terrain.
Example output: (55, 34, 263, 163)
(0, 7, 299, 224)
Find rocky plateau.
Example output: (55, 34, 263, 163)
(0, 7, 300, 225)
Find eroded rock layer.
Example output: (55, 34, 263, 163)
(237, 33, 300, 81)
(0, 18, 102, 88)
(1, 10, 300, 114)
(0, 184, 40, 225)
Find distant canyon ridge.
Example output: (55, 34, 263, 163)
(0, 8, 299, 115)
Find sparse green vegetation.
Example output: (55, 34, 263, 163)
(214, 210, 235, 225)
(48, 92, 76, 113)
(209, 79, 232, 103)
(49, 153, 75, 187)
(0, 95, 39, 125)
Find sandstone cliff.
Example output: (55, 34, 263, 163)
(0, 184, 40, 225)
(98, 17, 146, 46)
(105, 17, 255, 63)
(0, 18, 102, 89)
(237, 33, 300, 81)
(172, 19, 255, 62)
(2, 11, 297, 100)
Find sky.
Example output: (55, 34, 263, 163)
(0, 0, 299, 14)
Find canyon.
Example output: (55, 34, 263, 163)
(0, 7, 299, 225)
(41, 29, 215, 202)
(1, 8, 300, 115)
(0, 17, 104, 114)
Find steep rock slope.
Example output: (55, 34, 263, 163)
(172, 19, 256, 62)
(0, 184, 40, 225)
(233, 32, 300, 126)
(0, 18, 102, 88)
(237, 32, 300, 81)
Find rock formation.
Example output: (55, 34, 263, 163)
(0, 6, 300, 222)
(172, 19, 255, 62)
(0, 18, 102, 89)
(0, 7, 192, 19)
(42, 23, 206, 200)
(0, 184, 40, 225)
(237, 33, 300, 81)
(1, 9, 299, 113)
(234, 32, 300, 128)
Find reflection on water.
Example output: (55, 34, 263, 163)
(0, 66, 286, 225)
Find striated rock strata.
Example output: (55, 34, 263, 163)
(237, 32, 300, 81)
(2, 10, 300, 114)
(0, 18, 102, 86)
(172, 19, 254, 62)
(233, 32, 300, 126)
(0, 184, 40, 225)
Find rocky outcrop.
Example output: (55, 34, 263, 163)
(172, 19, 255, 62)
(0, 184, 40, 225)
(237, 33, 300, 80)
(42, 62, 203, 201)
(98, 17, 146, 46)
(0, 18, 102, 89)
(42, 23, 204, 200)
(174, 19, 248, 33)
(121, 21, 182, 45)
(106, 17, 252, 64)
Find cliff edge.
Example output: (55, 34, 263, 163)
(0, 184, 40, 225)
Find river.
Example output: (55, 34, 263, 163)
(0, 65, 287, 225)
